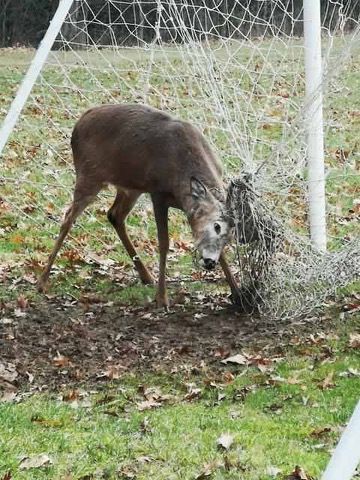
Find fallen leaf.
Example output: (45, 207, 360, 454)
(13, 308, 26, 318)
(339, 368, 360, 377)
(318, 372, 335, 390)
(349, 333, 360, 349)
(0, 391, 17, 403)
(217, 433, 234, 450)
(0, 362, 18, 383)
(0, 318, 13, 325)
(16, 295, 29, 310)
(19, 454, 52, 470)
(52, 353, 71, 368)
(196, 461, 222, 479)
(62, 389, 80, 402)
(137, 399, 162, 411)
(310, 426, 332, 438)
(222, 371, 235, 384)
(249, 355, 273, 373)
(184, 385, 202, 401)
(221, 353, 247, 365)
(284, 465, 314, 480)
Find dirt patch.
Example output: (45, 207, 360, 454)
(0, 292, 332, 392)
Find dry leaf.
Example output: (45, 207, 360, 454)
(13, 308, 26, 318)
(52, 353, 71, 368)
(285, 465, 313, 480)
(349, 333, 360, 349)
(195, 461, 222, 479)
(19, 454, 52, 470)
(318, 372, 335, 390)
(221, 353, 247, 365)
(310, 426, 332, 438)
(0, 391, 17, 403)
(137, 399, 162, 411)
(16, 295, 29, 310)
(0, 362, 18, 383)
(62, 389, 80, 402)
(344, 368, 360, 377)
(217, 433, 234, 450)
(184, 385, 202, 401)
(102, 365, 125, 380)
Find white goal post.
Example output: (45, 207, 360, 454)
(0, 0, 74, 155)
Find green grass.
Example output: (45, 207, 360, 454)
(1, 326, 360, 479)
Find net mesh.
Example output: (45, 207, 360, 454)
(1, 0, 359, 318)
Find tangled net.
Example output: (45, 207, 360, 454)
(227, 174, 360, 319)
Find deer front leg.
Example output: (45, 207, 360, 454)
(152, 194, 170, 309)
(219, 252, 242, 305)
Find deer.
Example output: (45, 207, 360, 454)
(37, 104, 241, 308)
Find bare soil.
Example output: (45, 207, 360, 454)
(0, 291, 333, 393)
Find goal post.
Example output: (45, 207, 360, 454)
(0, 0, 74, 156)
(303, 0, 327, 252)
(321, 400, 360, 480)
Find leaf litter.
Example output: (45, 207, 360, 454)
(0, 290, 356, 393)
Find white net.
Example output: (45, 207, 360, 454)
(1, 0, 359, 318)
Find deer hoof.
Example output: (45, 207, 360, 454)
(141, 274, 155, 285)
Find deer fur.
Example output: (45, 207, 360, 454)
(37, 104, 240, 308)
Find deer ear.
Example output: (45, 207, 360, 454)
(190, 177, 207, 200)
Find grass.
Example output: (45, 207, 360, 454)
(0, 38, 359, 479)
(1, 323, 360, 479)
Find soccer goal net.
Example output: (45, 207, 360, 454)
(0, 0, 359, 318)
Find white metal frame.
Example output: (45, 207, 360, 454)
(303, 0, 327, 251)
(0, 0, 74, 155)
(322, 400, 360, 480)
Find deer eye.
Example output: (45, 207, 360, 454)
(214, 222, 221, 234)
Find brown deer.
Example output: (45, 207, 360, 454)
(37, 104, 241, 308)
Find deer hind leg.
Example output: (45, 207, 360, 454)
(107, 189, 155, 285)
(37, 181, 101, 292)
(151, 193, 170, 309)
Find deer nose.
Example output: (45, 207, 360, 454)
(203, 258, 216, 270)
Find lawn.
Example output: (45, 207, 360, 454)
(0, 37, 359, 480)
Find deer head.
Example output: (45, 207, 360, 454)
(188, 177, 234, 270)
